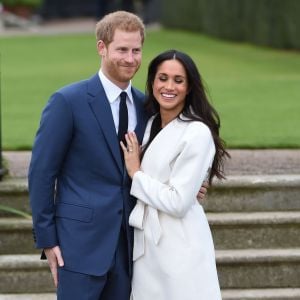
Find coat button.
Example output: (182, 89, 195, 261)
(118, 209, 123, 215)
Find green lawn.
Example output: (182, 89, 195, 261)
(1, 29, 300, 149)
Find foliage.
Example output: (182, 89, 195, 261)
(0, 204, 31, 219)
(2, 0, 42, 8)
(162, 0, 300, 49)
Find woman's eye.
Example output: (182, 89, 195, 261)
(175, 77, 185, 84)
(158, 76, 167, 81)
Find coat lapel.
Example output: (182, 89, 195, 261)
(87, 74, 123, 174)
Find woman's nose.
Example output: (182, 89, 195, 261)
(165, 79, 174, 90)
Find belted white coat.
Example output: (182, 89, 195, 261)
(129, 116, 222, 300)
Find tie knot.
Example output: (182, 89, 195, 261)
(120, 91, 127, 103)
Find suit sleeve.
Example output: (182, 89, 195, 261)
(130, 122, 215, 218)
(28, 92, 73, 248)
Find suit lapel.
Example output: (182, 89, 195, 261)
(132, 88, 148, 144)
(87, 74, 123, 174)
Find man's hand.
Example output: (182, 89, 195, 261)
(44, 246, 64, 287)
(197, 181, 209, 201)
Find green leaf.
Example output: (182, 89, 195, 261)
(0, 204, 32, 219)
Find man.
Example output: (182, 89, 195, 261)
(29, 11, 207, 300)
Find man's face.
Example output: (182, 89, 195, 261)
(98, 29, 143, 89)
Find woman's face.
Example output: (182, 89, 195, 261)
(152, 59, 189, 116)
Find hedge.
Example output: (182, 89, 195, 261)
(162, 0, 300, 49)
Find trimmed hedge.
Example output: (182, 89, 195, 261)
(162, 0, 300, 49)
(2, 0, 41, 7)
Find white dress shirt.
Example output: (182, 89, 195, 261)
(98, 69, 137, 133)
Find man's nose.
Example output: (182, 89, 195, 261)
(125, 52, 134, 63)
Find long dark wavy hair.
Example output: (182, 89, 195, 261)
(143, 49, 230, 184)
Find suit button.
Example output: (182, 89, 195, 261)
(118, 209, 123, 215)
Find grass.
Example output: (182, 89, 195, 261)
(1, 29, 300, 149)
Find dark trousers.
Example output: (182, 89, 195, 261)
(57, 228, 131, 300)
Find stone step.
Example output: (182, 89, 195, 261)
(1, 173, 299, 214)
(0, 179, 30, 217)
(0, 218, 39, 255)
(1, 289, 300, 300)
(216, 249, 300, 289)
(1, 175, 300, 217)
(208, 211, 300, 249)
(221, 288, 300, 300)
(0, 255, 54, 294)
(0, 294, 55, 300)
(1, 211, 300, 254)
(1, 250, 300, 293)
(203, 175, 300, 212)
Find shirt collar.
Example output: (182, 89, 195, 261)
(98, 69, 133, 104)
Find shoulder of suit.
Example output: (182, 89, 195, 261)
(131, 87, 145, 99)
(56, 78, 89, 95)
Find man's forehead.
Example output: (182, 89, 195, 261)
(112, 29, 142, 40)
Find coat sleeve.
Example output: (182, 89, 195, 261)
(28, 92, 73, 248)
(130, 122, 215, 218)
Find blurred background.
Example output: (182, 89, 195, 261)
(0, 0, 299, 151)
(1, 0, 299, 49)
(0, 0, 161, 26)
(0, 2, 300, 299)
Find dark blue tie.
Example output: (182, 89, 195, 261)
(118, 91, 128, 146)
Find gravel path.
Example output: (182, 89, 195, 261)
(2, 149, 300, 179)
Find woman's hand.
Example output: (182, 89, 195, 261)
(120, 132, 141, 178)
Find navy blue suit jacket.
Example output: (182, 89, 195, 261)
(28, 74, 148, 276)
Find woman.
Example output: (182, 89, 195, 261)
(121, 50, 229, 299)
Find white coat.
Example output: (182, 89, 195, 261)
(129, 115, 222, 300)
